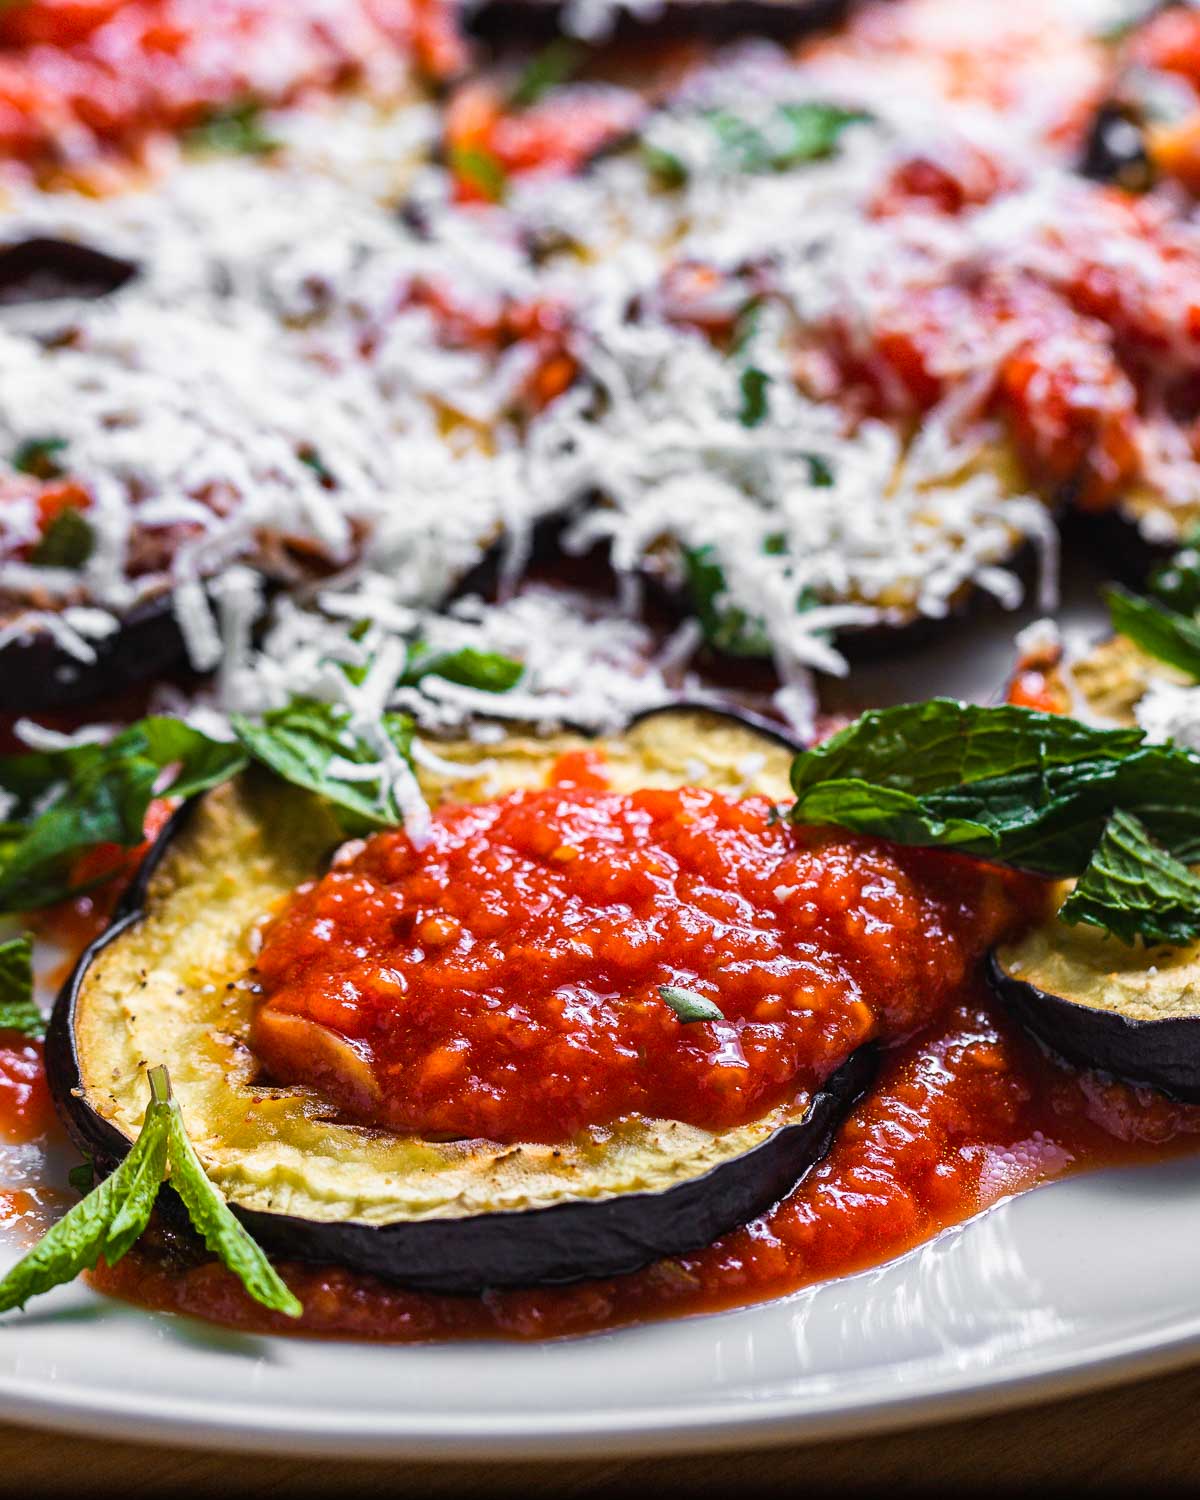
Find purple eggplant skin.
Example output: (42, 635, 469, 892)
(44, 709, 875, 1294)
(0, 590, 193, 714)
(987, 950, 1200, 1104)
(0, 237, 138, 305)
(467, 0, 852, 44)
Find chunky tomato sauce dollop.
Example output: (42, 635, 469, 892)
(252, 752, 1036, 1143)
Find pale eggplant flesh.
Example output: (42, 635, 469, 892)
(46, 707, 876, 1293)
(990, 903, 1200, 1103)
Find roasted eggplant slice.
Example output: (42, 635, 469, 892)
(990, 903, 1200, 1101)
(47, 708, 875, 1293)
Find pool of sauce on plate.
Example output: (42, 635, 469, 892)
(84, 752, 1200, 1341)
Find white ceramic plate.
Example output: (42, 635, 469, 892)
(6, 563, 1198, 1459)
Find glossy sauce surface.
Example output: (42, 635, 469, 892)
(253, 752, 1034, 1142)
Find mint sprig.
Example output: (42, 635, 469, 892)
(787, 699, 1200, 944)
(0, 1065, 300, 1319)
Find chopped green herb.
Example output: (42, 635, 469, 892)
(231, 698, 415, 834)
(298, 447, 334, 486)
(0, 720, 246, 912)
(0, 1065, 300, 1318)
(12, 437, 67, 481)
(30, 508, 94, 569)
(659, 985, 725, 1023)
(402, 644, 524, 694)
(1109, 585, 1200, 681)
(0, 936, 41, 1038)
(184, 100, 277, 156)
(509, 39, 583, 109)
(738, 366, 771, 428)
(448, 145, 508, 202)
(1148, 524, 1200, 616)
(641, 141, 688, 187)
(67, 1161, 93, 1197)
(787, 699, 1200, 943)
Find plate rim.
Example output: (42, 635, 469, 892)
(1, 1284, 1199, 1460)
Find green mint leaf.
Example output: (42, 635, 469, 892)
(163, 1072, 301, 1318)
(0, 1075, 172, 1314)
(30, 508, 94, 569)
(509, 39, 583, 108)
(1060, 809, 1200, 946)
(448, 146, 507, 202)
(1108, 586, 1200, 681)
(232, 699, 415, 833)
(739, 367, 771, 427)
(0, 720, 246, 913)
(788, 700, 1200, 940)
(402, 645, 524, 694)
(659, 985, 725, 1023)
(0, 935, 41, 1037)
(184, 100, 276, 155)
(12, 437, 67, 481)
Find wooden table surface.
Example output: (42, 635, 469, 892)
(6, 1360, 1200, 1496)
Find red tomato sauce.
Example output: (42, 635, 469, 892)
(0, 1036, 54, 1144)
(0, 0, 460, 170)
(252, 754, 1036, 1143)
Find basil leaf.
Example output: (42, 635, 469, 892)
(402, 644, 524, 694)
(0, 935, 41, 1037)
(739, 367, 771, 428)
(1108, 586, 1200, 681)
(1060, 809, 1200, 946)
(659, 985, 725, 1023)
(31, 508, 93, 569)
(0, 1082, 171, 1313)
(12, 437, 67, 481)
(164, 1077, 301, 1318)
(231, 699, 415, 833)
(184, 100, 276, 155)
(0, 721, 246, 912)
(509, 39, 583, 108)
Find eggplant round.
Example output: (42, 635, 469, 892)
(47, 706, 875, 1293)
(990, 904, 1200, 1102)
